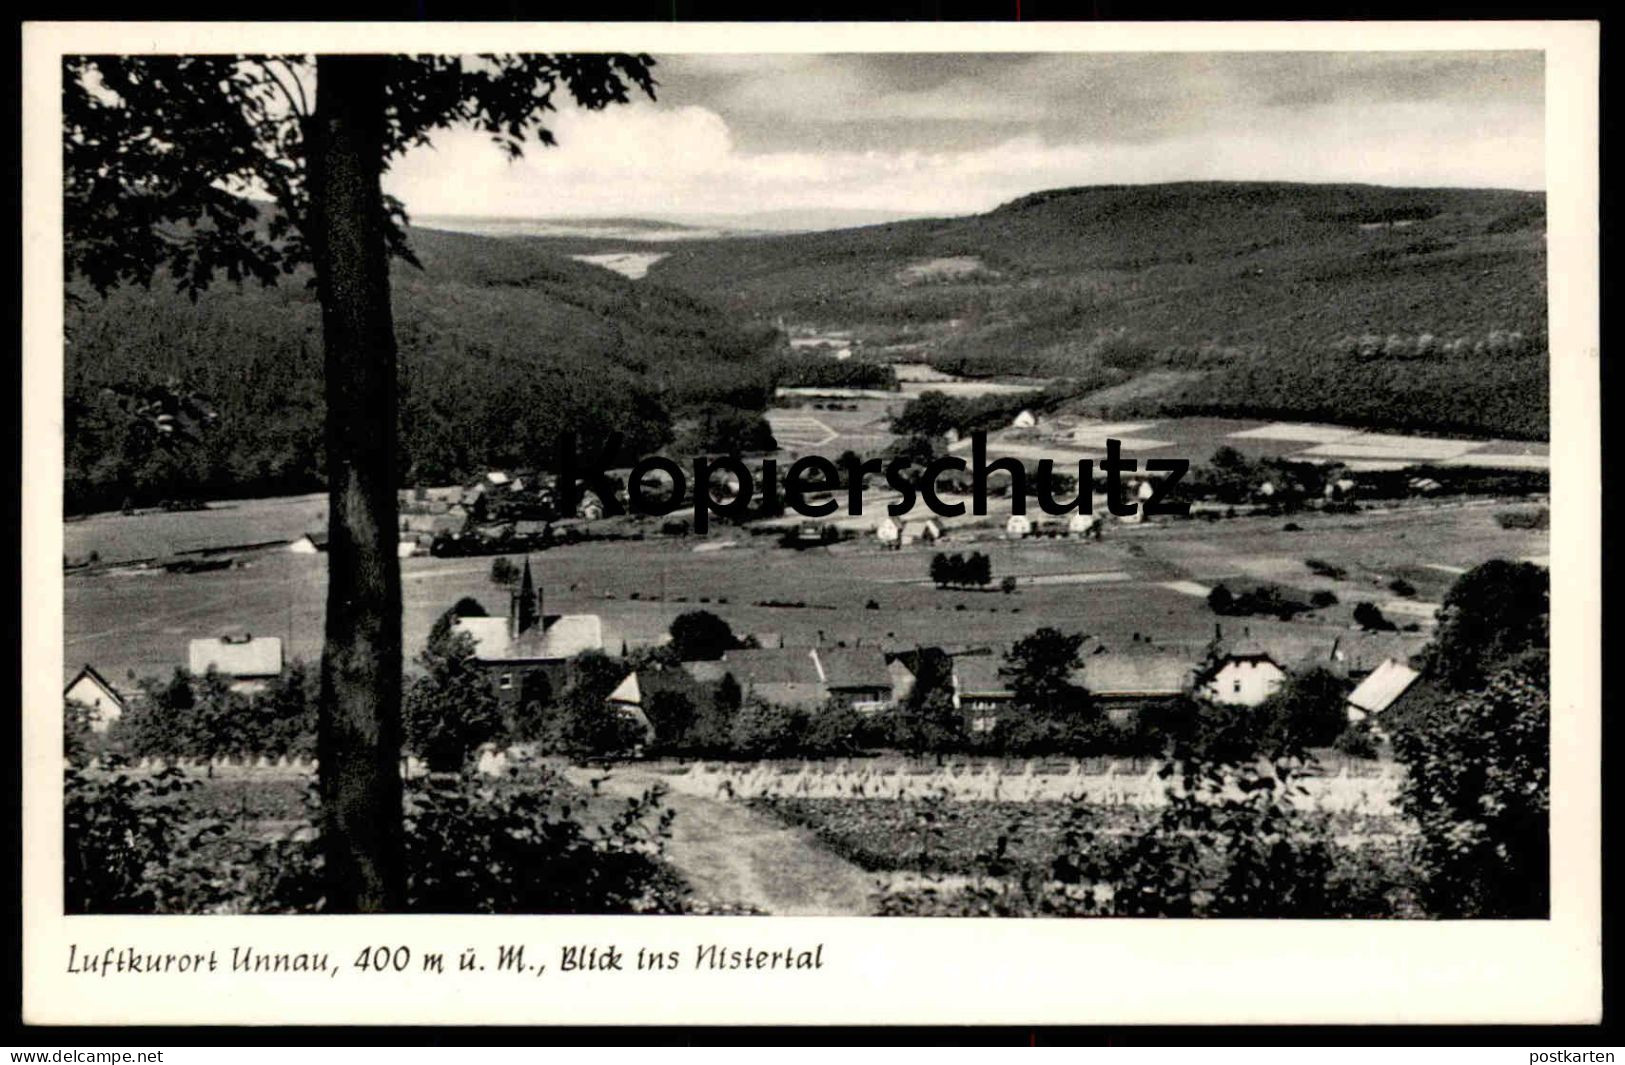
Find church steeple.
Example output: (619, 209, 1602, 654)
(512, 556, 540, 637)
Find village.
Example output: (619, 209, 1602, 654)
(64, 380, 1548, 769)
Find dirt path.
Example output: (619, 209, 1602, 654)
(565, 766, 878, 916)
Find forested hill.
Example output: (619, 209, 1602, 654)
(635, 182, 1548, 440)
(65, 225, 778, 515)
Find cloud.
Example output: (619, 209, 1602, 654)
(384, 53, 1544, 222)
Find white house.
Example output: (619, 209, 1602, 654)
(1198, 644, 1287, 707)
(287, 531, 328, 554)
(1068, 512, 1099, 538)
(1005, 514, 1032, 538)
(64, 664, 127, 733)
(874, 515, 901, 546)
(188, 635, 285, 696)
(900, 518, 942, 546)
(1011, 409, 1038, 429)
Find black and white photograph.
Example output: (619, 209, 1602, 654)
(23, 19, 1600, 1027)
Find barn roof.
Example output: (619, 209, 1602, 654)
(1347, 658, 1422, 716)
(815, 647, 892, 690)
(953, 654, 1013, 697)
(189, 636, 283, 678)
(1079, 654, 1193, 697)
(719, 648, 822, 687)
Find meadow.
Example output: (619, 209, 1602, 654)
(62, 488, 1546, 689)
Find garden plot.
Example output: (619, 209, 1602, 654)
(1298, 433, 1482, 462)
(765, 412, 837, 449)
(1229, 422, 1362, 444)
(1439, 452, 1550, 470)
(1052, 421, 1178, 453)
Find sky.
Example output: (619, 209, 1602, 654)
(385, 51, 1544, 227)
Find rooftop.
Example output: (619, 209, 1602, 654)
(453, 614, 604, 663)
(1078, 654, 1193, 697)
(188, 635, 284, 678)
(1347, 658, 1422, 716)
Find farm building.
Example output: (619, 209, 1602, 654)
(713, 648, 828, 710)
(705, 646, 894, 713)
(900, 518, 943, 547)
(188, 635, 284, 695)
(874, 516, 900, 546)
(815, 648, 894, 713)
(1068, 512, 1100, 538)
(1005, 514, 1033, 538)
(1078, 654, 1194, 723)
(451, 559, 606, 709)
(63, 663, 128, 733)
(1011, 409, 1038, 429)
(950, 653, 1015, 732)
(1196, 642, 1287, 707)
(1346, 658, 1423, 730)
(287, 531, 328, 554)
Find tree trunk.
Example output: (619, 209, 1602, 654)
(309, 55, 405, 913)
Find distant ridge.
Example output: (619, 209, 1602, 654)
(624, 180, 1547, 441)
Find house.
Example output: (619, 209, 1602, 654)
(951, 654, 1015, 732)
(64, 664, 127, 733)
(451, 558, 607, 708)
(397, 538, 425, 559)
(900, 518, 942, 547)
(1068, 512, 1100, 538)
(814, 647, 893, 713)
(1005, 514, 1032, 538)
(188, 635, 284, 695)
(1077, 654, 1193, 725)
(782, 523, 832, 549)
(287, 531, 328, 554)
(576, 491, 606, 521)
(1325, 477, 1358, 501)
(604, 672, 655, 745)
(1011, 409, 1038, 429)
(875, 515, 901, 546)
(714, 648, 828, 709)
(1346, 658, 1422, 731)
(1196, 642, 1287, 707)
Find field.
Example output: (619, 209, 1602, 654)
(62, 486, 1547, 687)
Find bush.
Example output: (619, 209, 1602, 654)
(1388, 578, 1416, 597)
(1305, 559, 1347, 580)
(489, 556, 519, 587)
(668, 610, 740, 661)
(65, 759, 233, 914)
(1334, 722, 1379, 760)
(1495, 508, 1548, 531)
(1353, 601, 1394, 631)
(1393, 656, 1548, 917)
(1309, 590, 1339, 608)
